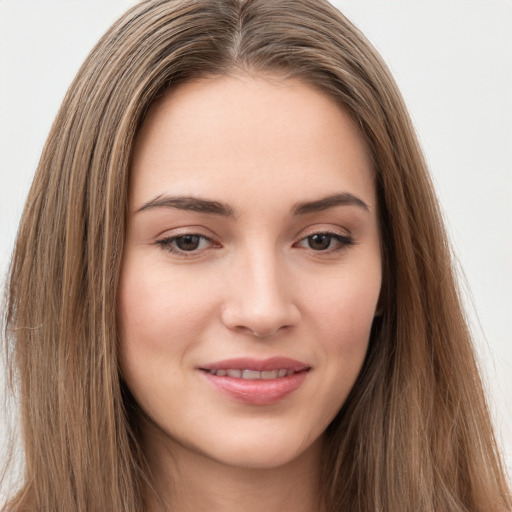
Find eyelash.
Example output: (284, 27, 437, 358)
(156, 234, 215, 255)
(295, 230, 354, 252)
(155, 230, 354, 256)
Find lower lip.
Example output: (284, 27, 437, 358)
(201, 370, 309, 405)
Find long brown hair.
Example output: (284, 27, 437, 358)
(2, 0, 510, 510)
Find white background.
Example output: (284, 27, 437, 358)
(0, 0, 511, 479)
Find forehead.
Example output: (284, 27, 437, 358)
(130, 74, 375, 212)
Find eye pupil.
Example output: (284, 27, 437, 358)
(308, 234, 331, 250)
(176, 235, 200, 251)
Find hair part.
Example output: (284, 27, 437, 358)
(3, 0, 511, 510)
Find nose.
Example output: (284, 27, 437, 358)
(220, 249, 301, 337)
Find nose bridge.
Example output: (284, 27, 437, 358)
(221, 241, 300, 336)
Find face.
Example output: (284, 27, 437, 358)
(118, 74, 382, 471)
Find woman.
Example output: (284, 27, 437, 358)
(2, 0, 510, 510)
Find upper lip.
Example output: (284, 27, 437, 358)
(199, 357, 310, 372)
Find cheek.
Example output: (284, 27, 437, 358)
(117, 259, 217, 374)
(304, 264, 381, 394)
(308, 264, 381, 340)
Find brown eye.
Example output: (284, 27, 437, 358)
(307, 234, 333, 251)
(295, 231, 353, 252)
(175, 235, 201, 251)
(156, 234, 214, 255)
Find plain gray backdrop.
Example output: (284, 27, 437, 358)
(1, 0, 511, 480)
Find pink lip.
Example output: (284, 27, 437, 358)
(199, 357, 310, 406)
(200, 356, 309, 372)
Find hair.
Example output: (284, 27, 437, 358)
(1, 0, 510, 510)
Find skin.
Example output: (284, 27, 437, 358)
(118, 74, 382, 512)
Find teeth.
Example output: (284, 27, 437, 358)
(208, 368, 296, 379)
(242, 370, 261, 380)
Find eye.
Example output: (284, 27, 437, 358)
(156, 234, 214, 254)
(296, 232, 353, 252)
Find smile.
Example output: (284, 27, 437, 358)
(199, 357, 310, 405)
(206, 369, 295, 379)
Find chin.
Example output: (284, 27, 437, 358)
(184, 424, 325, 472)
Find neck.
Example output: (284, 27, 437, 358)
(142, 424, 325, 512)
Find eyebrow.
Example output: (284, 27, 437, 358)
(136, 195, 237, 216)
(292, 193, 369, 215)
(136, 192, 369, 217)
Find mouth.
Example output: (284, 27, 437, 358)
(199, 357, 311, 405)
(204, 368, 298, 379)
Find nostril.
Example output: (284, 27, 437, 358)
(220, 265, 302, 336)
(221, 303, 301, 338)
